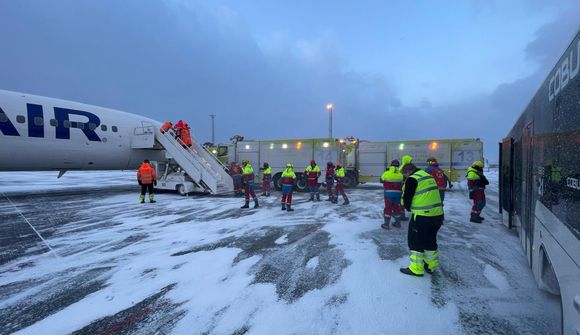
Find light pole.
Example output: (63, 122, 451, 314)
(326, 103, 333, 139)
(210, 114, 216, 144)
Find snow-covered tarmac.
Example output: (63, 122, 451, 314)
(0, 170, 560, 334)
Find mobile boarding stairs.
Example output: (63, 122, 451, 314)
(131, 122, 233, 195)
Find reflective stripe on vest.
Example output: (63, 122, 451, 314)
(409, 170, 443, 217)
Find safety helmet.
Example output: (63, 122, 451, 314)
(327, 161, 334, 167)
(242, 159, 249, 164)
(390, 159, 400, 167)
(264, 162, 269, 168)
(310, 160, 316, 165)
(427, 157, 438, 165)
(336, 162, 343, 168)
(286, 163, 293, 168)
(473, 161, 484, 168)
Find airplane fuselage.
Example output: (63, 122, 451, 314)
(0, 90, 165, 171)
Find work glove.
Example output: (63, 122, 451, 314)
(153, 180, 157, 186)
(449, 183, 453, 189)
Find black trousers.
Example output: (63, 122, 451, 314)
(408, 214, 443, 252)
(141, 183, 154, 195)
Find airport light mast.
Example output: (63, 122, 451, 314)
(326, 103, 333, 139)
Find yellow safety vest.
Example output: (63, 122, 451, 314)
(380, 166, 403, 182)
(406, 170, 443, 217)
(263, 167, 272, 175)
(242, 164, 254, 176)
(336, 167, 345, 177)
(282, 169, 296, 179)
(466, 167, 480, 181)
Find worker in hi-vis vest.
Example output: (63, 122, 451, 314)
(400, 163, 444, 277)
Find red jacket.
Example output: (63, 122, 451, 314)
(325, 167, 335, 182)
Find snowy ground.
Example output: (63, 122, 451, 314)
(0, 169, 561, 335)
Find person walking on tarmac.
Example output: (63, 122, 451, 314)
(467, 161, 489, 223)
(261, 162, 272, 197)
(425, 157, 452, 204)
(230, 162, 243, 197)
(399, 155, 413, 221)
(325, 162, 336, 202)
(334, 162, 350, 205)
(281, 163, 297, 211)
(137, 160, 157, 203)
(380, 160, 403, 229)
(399, 163, 444, 276)
(241, 159, 259, 208)
(305, 160, 321, 201)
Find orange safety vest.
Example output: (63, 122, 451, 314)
(137, 163, 156, 184)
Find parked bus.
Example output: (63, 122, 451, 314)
(499, 28, 580, 334)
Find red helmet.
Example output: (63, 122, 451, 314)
(327, 161, 334, 168)
(390, 159, 400, 167)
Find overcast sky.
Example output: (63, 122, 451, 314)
(1, 0, 579, 161)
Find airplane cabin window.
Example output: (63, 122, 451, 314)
(112, 126, 118, 132)
(89, 123, 97, 130)
(34, 117, 43, 126)
(50, 119, 57, 127)
(101, 125, 107, 131)
(16, 115, 25, 123)
(63, 120, 71, 128)
(0, 113, 7, 122)
(77, 122, 85, 130)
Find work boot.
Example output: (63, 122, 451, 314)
(392, 220, 402, 228)
(308, 196, 314, 202)
(470, 214, 482, 223)
(149, 199, 156, 203)
(477, 214, 485, 221)
(424, 263, 434, 274)
(316, 194, 321, 201)
(139, 195, 145, 204)
(381, 223, 390, 230)
(282, 204, 286, 210)
(343, 199, 350, 205)
(149, 195, 155, 203)
(254, 199, 259, 208)
(400, 215, 409, 222)
(400, 267, 423, 277)
(286, 205, 294, 212)
(241, 202, 250, 209)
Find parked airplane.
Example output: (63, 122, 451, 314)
(0, 89, 166, 174)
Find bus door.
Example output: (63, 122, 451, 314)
(521, 122, 535, 266)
